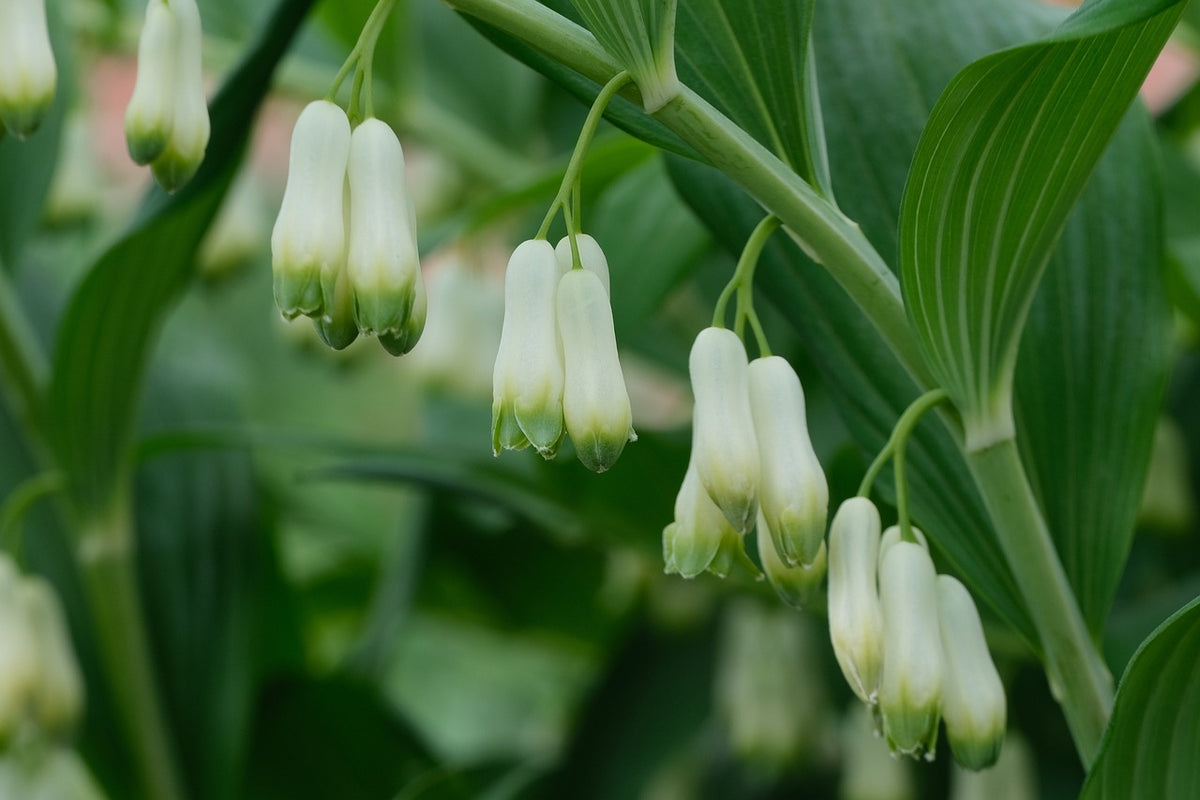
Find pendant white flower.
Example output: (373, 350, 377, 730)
(379, 270, 427, 356)
(689, 326, 759, 533)
(937, 575, 1006, 770)
(827, 496, 885, 704)
(0, 0, 57, 138)
(18, 578, 83, 735)
(271, 100, 351, 320)
(347, 118, 423, 341)
(748, 355, 828, 566)
(492, 239, 564, 457)
(555, 233, 610, 295)
(557, 268, 635, 472)
(0, 557, 37, 745)
(148, 0, 209, 191)
(756, 511, 825, 609)
(663, 458, 742, 578)
(879, 540, 943, 759)
(124, 0, 178, 164)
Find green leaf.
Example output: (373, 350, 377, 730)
(569, 0, 679, 111)
(897, 0, 1185, 449)
(1080, 596, 1200, 799)
(674, 0, 830, 195)
(46, 0, 317, 514)
(1015, 112, 1171, 637)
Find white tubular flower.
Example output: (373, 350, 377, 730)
(747, 355, 828, 566)
(827, 496, 884, 704)
(879, 540, 943, 760)
(936, 575, 1006, 771)
(689, 326, 759, 533)
(0, 0, 56, 138)
(557, 268, 636, 472)
(18, 578, 83, 735)
(492, 240, 564, 457)
(148, 0, 209, 192)
(757, 511, 825, 609)
(555, 234, 610, 295)
(663, 458, 741, 579)
(271, 100, 351, 320)
(0, 558, 37, 745)
(125, 0, 179, 165)
(347, 118, 422, 340)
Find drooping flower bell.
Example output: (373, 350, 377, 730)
(557, 267, 635, 472)
(663, 457, 742, 579)
(827, 496, 885, 704)
(271, 100, 352, 320)
(125, 0, 210, 191)
(688, 326, 760, 533)
(756, 511, 826, 609)
(878, 540, 943, 759)
(17, 578, 83, 735)
(0, 558, 37, 746)
(936, 575, 1006, 770)
(346, 118, 424, 344)
(747, 355, 828, 566)
(0, 0, 57, 138)
(492, 240, 564, 457)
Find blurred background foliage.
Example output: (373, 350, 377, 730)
(1, 0, 1199, 798)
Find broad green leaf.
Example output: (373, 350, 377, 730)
(674, 0, 830, 195)
(1015, 113, 1171, 637)
(897, 0, 1185, 450)
(1080, 596, 1200, 799)
(47, 0, 316, 514)
(569, 0, 679, 111)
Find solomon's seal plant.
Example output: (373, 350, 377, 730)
(1, 0, 1199, 796)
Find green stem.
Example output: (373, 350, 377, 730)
(965, 438, 1113, 764)
(712, 215, 779, 330)
(0, 471, 63, 559)
(78, 500, 187, 800)
(891, 389, 949, 544)
(443, 0, 931, 388)
(536, 70, 632, 240)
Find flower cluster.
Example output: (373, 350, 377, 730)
(492, 234, 635, 473)
(827, 498, 1006, 769)
(664, 327, 828, 605)
(271, 101, 425, 355)
(124, 0, 210, 192)
(0, 0, 56, 139)
(0, 555, 82, 749)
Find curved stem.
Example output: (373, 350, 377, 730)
(537, 70, 632, 239)
(0, 268, 49, 434)
(0, 471, 63, 560)
(966, 438, 1113, 763)
(712, 215, 780, 329)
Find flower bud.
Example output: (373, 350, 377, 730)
(492, 240, 564, 456)
(557, 269, 635, 472)
(0, 0, 57, 138)
(879, 541, 943, 759)
(747, 355, 828, 566)
(148, 0, 208, 192)
(757, 511, 825, 609)
(555, 234, 610, 295)
(689, 327, 759, 533)
(0, 558, 37, 746)
(271, 100, 351, 320)
(664, 459, 741, 579)
(18, 578, 83, 735)
(347, 118, 422, 340)
(125, 0, 178, 165)
(827, 497, 884, 703)
(936, 575, 1006, 770)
